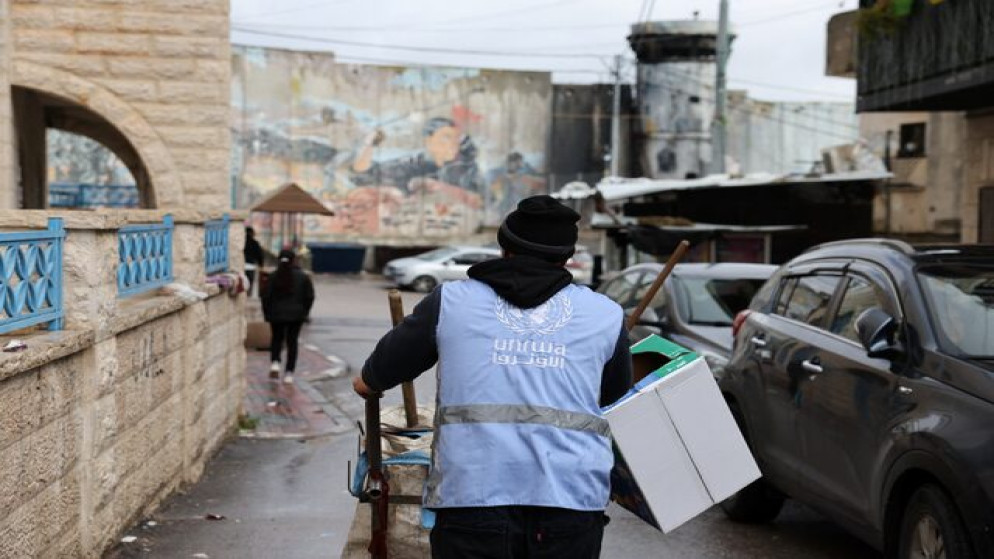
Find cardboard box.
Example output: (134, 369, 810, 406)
(603, 335, 761, 532)
(244, 321, 271, 350)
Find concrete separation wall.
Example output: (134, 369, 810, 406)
(0, 210, 246, 557)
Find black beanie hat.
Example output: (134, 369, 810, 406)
(498, 195, 580, 261)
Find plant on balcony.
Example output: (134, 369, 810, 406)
(857, 0, 905, 39)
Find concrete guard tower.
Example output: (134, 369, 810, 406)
(628, 21, 723, 180)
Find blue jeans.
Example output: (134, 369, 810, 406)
(430, 506, 606, 559)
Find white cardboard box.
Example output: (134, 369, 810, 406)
(604, 335, 761, 532)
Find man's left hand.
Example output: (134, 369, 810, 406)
(353, 376, 380, 399)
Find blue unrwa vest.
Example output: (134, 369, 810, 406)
(425, 279, 622, 510)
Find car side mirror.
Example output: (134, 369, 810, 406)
(855, 307, 902, 359)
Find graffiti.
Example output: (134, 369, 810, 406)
(231, 46, 551, 242)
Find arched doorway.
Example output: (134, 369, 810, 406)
(11, 86, 154, 209)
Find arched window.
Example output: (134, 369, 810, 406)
(12, 86, 153, 209)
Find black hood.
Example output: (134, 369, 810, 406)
(468, 255, 573, 309)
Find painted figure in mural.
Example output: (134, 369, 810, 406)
(485, 152, 546, 222)
(349, 116, 483, 197)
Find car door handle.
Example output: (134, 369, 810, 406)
(801, 359, 823, 375)
(750, 336, 767, 348)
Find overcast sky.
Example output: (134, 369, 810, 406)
(230, 0, 858, 103)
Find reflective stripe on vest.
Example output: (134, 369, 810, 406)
(439, 404, 611, 438)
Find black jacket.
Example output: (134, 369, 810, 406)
(262, 267, 314, 323)
(362, 255, 633, 407)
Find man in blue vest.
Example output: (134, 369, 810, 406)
(354, 195, 632, 558)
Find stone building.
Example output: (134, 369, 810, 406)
(827, 1, 993, 243)
(0, 1, 244, 557)
(0, 0, 231, 210)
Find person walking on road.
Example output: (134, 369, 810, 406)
(262, 249, 314, 384)
(243, 226, 264, 297)
(354, 195, 633, 558)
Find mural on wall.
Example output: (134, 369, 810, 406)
(231, 46, 552, 243)
(46, 130, 140, 208)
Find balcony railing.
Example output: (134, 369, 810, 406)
(0, 218, 65, 334)
(856, 0, 994, 111)
(117, 215, 174, 297)
(204, 214, 230, 274)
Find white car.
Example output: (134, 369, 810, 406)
(383, 246, 502, 293)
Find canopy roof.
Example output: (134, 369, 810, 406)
(250, 183, 334, 215)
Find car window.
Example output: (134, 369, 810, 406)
(829, 276, 887, 343)
(633, 274, 666, 315)
(918, 264, 994, 358)
(675, 277, 767, 326)
(417, 247, 459, 261)
(600, 271, 642, 307)
(453, 252, 495, 265)
(776, 274, 842, 328)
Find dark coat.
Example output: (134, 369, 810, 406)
(262, 267, 314, 323)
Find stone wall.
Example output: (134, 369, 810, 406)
(0, 1, 13, 207)
(963, 112, 994, 244)
(0, 0, 231, 209)
(0, 211, 245, 557)
(860, 111, 966, 239)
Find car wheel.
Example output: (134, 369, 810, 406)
(411, 275, 437, 293)
(898, 485, 975, 559)
(719, 403, 785, 523)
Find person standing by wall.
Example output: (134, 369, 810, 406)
(262, 249, 314, 384)
(243, 226, 264, 297)
(353, 195, 633, 558)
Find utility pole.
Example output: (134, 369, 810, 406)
(713, 0, 730, 174)
(610, 54, 622, 177)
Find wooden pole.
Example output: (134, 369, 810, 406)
(625, 240, 691, 332)
(388, 290, 419, 428)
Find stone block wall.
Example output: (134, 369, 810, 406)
(0, 211, 245, 557)
(0, 0, 231, 209)
(964, 112, 994, 243)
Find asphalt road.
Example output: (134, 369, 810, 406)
(106, 274, 882, 558)
(303, 274, 881, 559)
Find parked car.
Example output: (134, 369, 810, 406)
(383, 245, 501, 292)
(597, 262, 777, 376)
(720, 239, 994, 559)
(566, 245, 594, 285)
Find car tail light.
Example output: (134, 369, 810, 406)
(732, 310, 752, 338)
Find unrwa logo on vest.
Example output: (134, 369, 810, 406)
(494, 292, 573, 335)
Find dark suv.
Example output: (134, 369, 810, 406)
(719, 239, 994, 559)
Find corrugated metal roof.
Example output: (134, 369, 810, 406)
(590, 171, 892, 201)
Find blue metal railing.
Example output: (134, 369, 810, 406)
(118, 215, 173, 297)
(204, 214, 230, 274)
(0, 218, 65, 334)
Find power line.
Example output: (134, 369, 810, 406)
(293, 50, 606, 75)
(737, 1, 842, 27)
(231, 20, 632, 33)
(431, 0, 577, 26)
(231, 26, 609, 59)
(235, 0, 349, 22)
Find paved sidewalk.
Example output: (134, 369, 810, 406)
(242, 344, 354, 439)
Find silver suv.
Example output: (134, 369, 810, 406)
(383, 246, 502, 293)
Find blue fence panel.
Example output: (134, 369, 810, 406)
(204, 215, 230, 275)
(118, 215, 174, 297)
(0, 218, 65, 334)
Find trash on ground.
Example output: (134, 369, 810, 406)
(204, 513, 226, 521)
(120, 536, 137, 543)
(2, 339, 27, 352)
